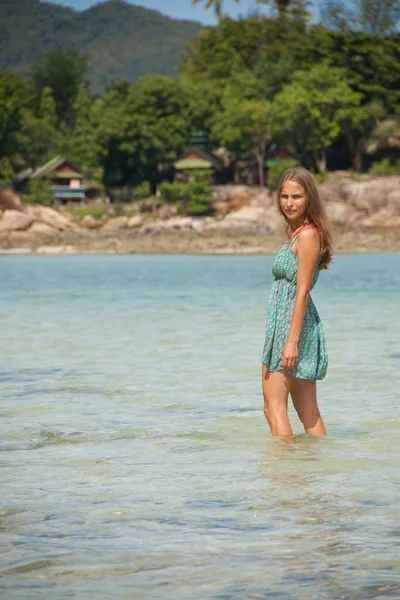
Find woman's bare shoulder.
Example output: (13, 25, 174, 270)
(296, 227, 320, 255)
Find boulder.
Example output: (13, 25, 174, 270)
(127, 215, 143, 228)
(157, 204, 178, 220)
(327, 202, 360, 226)
(101, 216, 129, 231)
(0, 188, 23, 212)
(360, 206, 400, 228)
(224, 206, 266, 224)
(191, 217, 211, 232)
(81, 214, 102, 229)
(212, 185, 251, 204)
(28, 222, 58, 235)
(27, 205, 79, 231)
(163, 216, 194, 231)
(263, 206, 284, 232)
(0, 209, 34, 232)
(139, 217, 193, 233)
(341, 177, 400, 214)
(223, 205, 269, 226)
(212, 185, 273, 217)
(387, 190, 400, 211)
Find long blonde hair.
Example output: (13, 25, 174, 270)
(277, 167, 333, 270)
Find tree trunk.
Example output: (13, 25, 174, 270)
(257, 156, 265, 188)
(353, 139, 364, 172)
(254, 140, 266, 188)
(234, 162, 240, 184)
(317, 148, 327, 173)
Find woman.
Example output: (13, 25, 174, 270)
(262, 167, 333, 437)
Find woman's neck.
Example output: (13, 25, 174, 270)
(289, 220, 306, 233)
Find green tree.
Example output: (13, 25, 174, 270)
(212, 97, 271, 186)
(184, 80, 224, 134)
(303, 28, 400, 113)
(31, 48, 88, 128)
(180, 14, 308, 91)
(94, 76, 192, 189)
(67, 87, 100, 172)
(258, 0, 310, 16)
(337, 101, 384, 171)
(0, 70, 28, 166)
(20, 86, 61, 168)
(321, 0, 400, 35)
(193, 0, 309, 18)
(270, 63, 360, 170)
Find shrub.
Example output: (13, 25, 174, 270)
(113, 186, 136, 203)
(313, 170, 329, 184)
(0, 157, 15, 187)
(158, 177, 213, 216)
(158, 181, 187, 204)
(134, 180, 151, 200)
(267, 158, 299, 193)
(23, 179, 54, 205)
(369, 158, 400, 176)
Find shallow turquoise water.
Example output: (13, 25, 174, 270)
(1, 254, 399, 599)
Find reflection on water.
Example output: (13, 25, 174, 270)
(1, 254, 399, 599)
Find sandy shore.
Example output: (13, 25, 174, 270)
(0, 227, 399, 255)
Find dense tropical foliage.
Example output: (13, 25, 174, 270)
(0, 1, 399, 200)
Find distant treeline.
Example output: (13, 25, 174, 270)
(0, 12, 399, 191)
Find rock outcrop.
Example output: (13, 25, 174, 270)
(1, 173, 399, 254)
(101, 216, 129, 231)
(81, 214, 102, 229)
(0, 210, 34, 231)
(0, 188, 23, 212)
(28, 222, 58, 235)
(127, 215, 143, 228)
(26, 206, 79, 231)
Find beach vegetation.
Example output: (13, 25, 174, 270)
(159, 172, 213, 215)
(368, 158, 400, 176)
(0, 1, 399, 202)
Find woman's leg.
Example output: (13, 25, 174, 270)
(262, 366, 293, 436)
(290, 377, 327, 435)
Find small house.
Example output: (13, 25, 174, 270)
(14, 156, 86, 202)
(173, 147, 223, 183)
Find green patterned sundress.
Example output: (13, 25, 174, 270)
(262, 227, 328, 382)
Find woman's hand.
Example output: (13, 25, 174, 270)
(282, 341, 298, 372)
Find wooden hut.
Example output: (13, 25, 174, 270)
(173, 147, 222, 183)
(14, 156, 86, 202)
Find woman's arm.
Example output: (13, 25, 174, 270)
(282, 228, 320, 372)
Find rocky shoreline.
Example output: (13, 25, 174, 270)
(0, 173, 399, 255)
(1, 228, 399, 255)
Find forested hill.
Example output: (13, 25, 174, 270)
(0, 0, 203, 93)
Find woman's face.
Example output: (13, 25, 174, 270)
(279, 179, 307, 227)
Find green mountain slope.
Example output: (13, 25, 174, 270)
(0, 0, 203, 93)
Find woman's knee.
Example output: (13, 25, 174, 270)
(264, 401, 289, 425)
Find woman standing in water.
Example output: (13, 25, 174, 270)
(262, 167, 333, 437)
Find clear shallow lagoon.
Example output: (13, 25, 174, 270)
(1, 254, 399, 599)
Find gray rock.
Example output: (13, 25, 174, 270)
(0, 209, 34, 231)
(101, 216, 129, 231)
(27, 206, 79, 231)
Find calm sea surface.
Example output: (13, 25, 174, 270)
(1, 254, 399, 599)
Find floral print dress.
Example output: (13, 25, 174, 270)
(262, 226, 328, 382)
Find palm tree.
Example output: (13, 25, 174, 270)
(259, 0, 309, 14)
(193, 0, 308, 18)
(193, 0, 239, 20)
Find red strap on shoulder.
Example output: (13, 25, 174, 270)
(291, 224, 320, 239)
